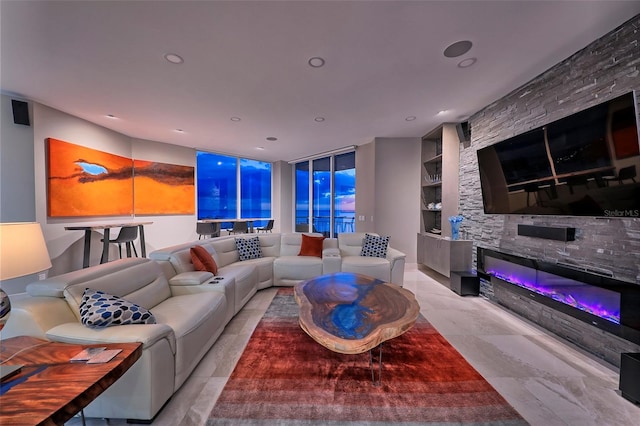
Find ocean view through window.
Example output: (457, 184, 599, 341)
(295, 151, 355, 236)
(197, 152, 272, 228)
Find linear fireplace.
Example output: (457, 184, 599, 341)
(477, 247, 640, 348)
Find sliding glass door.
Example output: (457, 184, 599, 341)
(334, 152, 356, 235)
(294, 151, 355, 237)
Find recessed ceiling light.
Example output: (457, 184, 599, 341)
(164, 53, 184, 64)
(308, 57, 325, 68)
(314, 117, 325, 122)
(106, 114, 117, 119)
(175, 129, 184, 133)
(405, 116, 417, 121)
(266, 137, 278, 141)
(443, 41, 472, 58)
(437, 110, 448, 115)
(256, 146, 265, 150)
(230, 117, 241, 121)
(458, 57, 477, 68)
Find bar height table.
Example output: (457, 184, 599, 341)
(65, 222, 153, 268)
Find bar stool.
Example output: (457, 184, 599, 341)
(102, 226, 138, 259)
(257, 219, 274, 233)
(197, 222, 220, 239)
(343, 217, 354, 232)
(227, 221, 249, 234)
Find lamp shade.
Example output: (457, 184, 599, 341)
(0, 222, 52, 281)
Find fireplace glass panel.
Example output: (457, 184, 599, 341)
(484, 255, 621, 324)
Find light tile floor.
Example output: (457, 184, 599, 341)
(69, 264, 640, 425)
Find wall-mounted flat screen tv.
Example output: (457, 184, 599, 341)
(477, 91, 640, 218)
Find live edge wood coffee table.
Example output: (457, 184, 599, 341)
(0, 336, 142, 425)
(294, 272, 420, 384)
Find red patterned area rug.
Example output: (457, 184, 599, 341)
(208, 288, 528, 425)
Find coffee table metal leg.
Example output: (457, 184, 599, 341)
(369, 343, 383, 386)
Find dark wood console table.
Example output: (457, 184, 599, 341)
(0, 336, 142, 425)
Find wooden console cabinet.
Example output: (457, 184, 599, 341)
(417, 233, 472, 278)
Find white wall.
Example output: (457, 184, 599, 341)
(273, 160, 292, 233)
(355, 138, 421, 263)
(373, 138, 421, 263)
(355, 142, 376, 233)
(1, 95, 35, 222)
(0, 95, 37, 293)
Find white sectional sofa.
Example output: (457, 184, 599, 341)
(1, 258, 227, 422)
(1, 231, 405, 423)
(150, 232, 342, 289)
(151, 232, 406, 290)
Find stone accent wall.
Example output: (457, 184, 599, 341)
(493, 283, 640, 368)
(461, 15, 640, 285)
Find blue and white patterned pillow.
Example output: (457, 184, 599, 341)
(360, 233, 390, 258)
(79, 288, 156, 328)
(235, 236, 263, 261)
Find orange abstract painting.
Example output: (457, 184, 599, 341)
(47, 138, 133, 217)
(133, 160, 195, 215)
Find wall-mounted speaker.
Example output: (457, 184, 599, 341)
(456, 121, 470, 143)
(517, 224, 576, 242)
(11, 100, 30, 126)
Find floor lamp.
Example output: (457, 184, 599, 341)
(0, 222, 52, 322)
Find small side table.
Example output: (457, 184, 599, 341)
(0, 336, 142, 425)
(450, 271, 480, 296)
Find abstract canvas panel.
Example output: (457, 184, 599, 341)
(133, 160, 195, 215)
(47, 138, 134, 217)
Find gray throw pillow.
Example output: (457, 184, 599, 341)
(360, 233, 390, 258)
(235, 236, 263, 261)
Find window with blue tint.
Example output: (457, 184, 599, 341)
(312, 157, 331, 236)
(197, 152, 273, 226)
(295, 162, 310, 231)
(334, 152, 356, 235)
(197, 152, 237, 219)
(240, 158, 272, 227)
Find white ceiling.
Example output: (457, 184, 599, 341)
(2, 1, 639, 162)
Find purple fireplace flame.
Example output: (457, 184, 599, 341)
(485, 257, 621, 325)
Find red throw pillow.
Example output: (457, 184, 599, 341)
(190, 245, 218, 275)
(298, 234, 325, 257)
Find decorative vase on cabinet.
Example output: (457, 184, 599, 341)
(448, 215, 464, 241)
